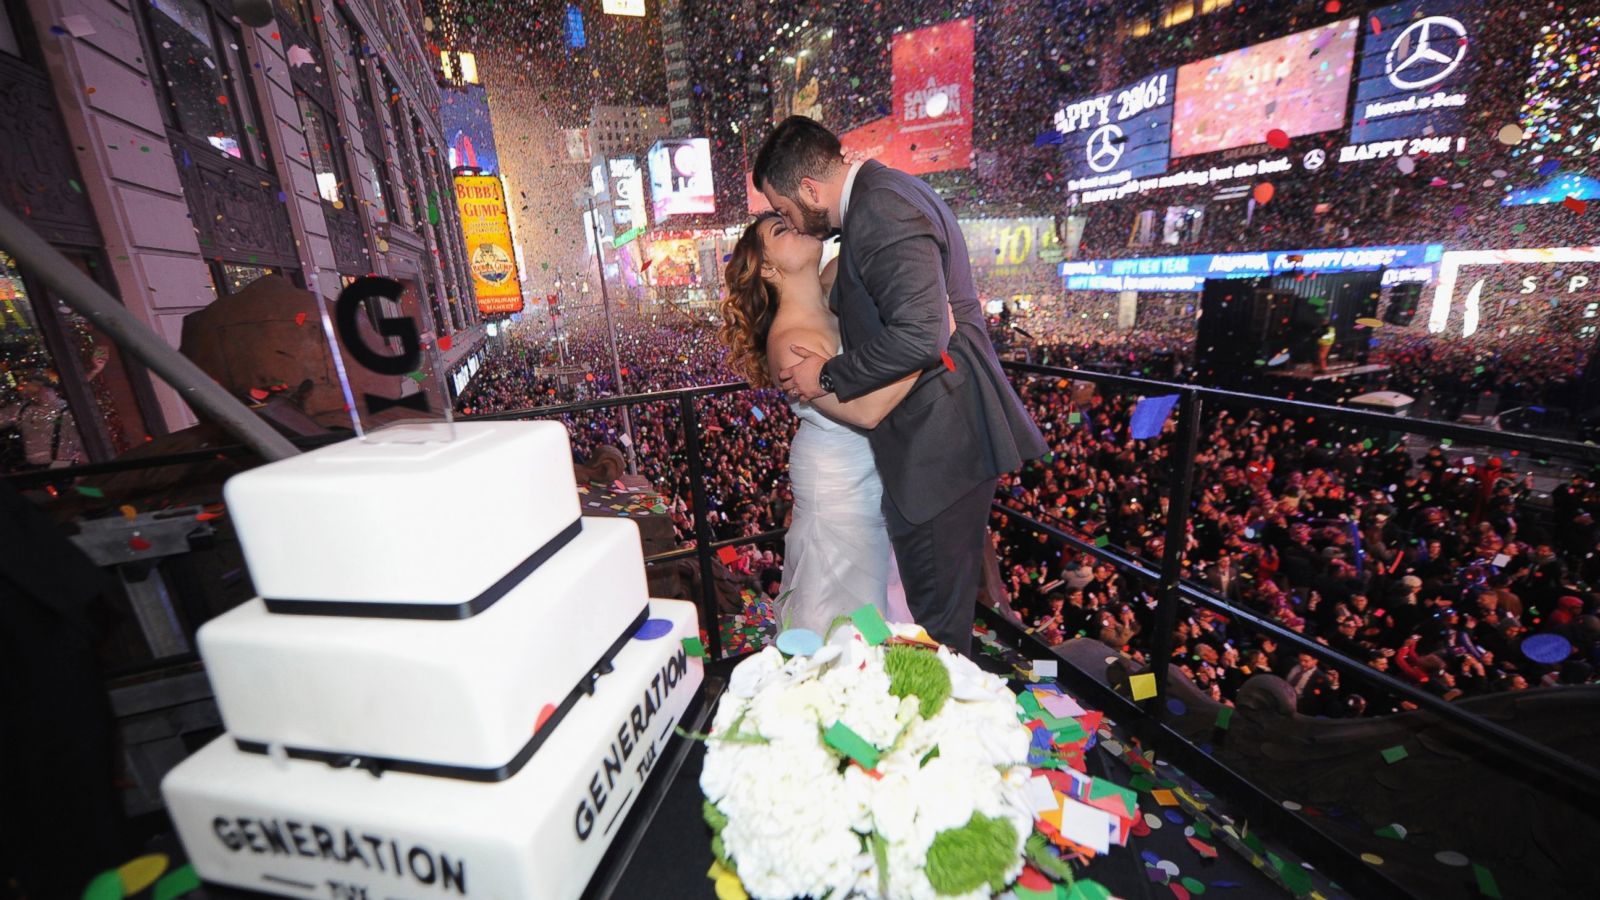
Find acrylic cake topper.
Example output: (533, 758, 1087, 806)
(316, 273, 456, 444)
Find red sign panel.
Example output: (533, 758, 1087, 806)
(889, 17, 974, 175)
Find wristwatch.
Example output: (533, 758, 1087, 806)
(819, 365, 836, 395)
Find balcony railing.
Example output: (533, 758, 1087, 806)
(9, 362, 1600, 897)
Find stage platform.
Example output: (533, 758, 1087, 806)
(1266, 362, 1391, 383)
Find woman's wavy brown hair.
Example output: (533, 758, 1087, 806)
(718, 211, 783, 388)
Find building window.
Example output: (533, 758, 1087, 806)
(386, 75, 422, 224)
(1162, 205, 1206, 245)
(337, 11, 394, 223)
(1129, 209, 1158, 247)
(1161, 1, 1195, 28)
(296, 90, 346, 205)
(143, 0, 268, 163)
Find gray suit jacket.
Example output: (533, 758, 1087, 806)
(821, 160, 1047, 525)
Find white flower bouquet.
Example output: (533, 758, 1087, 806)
(696, 607, 1124, 900)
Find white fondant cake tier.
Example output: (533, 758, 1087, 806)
(201, 517, 650, 772)
(164, 600, 704, 900)
(224, 422, 580, 608)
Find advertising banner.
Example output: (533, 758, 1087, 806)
(1172, 19, 1358, 158)
(1060, 244, 1442, 293)
(441, 85, 501, 174)
(839, 118, 900, 167)
(648, 138, 715, 219)
(1055, 68, 1175, 192)
(648, 233, 703, 287)
(890, 18, 974, 174)
(608, 157, 646, 229)
(454, 175, 524, 314)
(562, 128, 591, 164)
(771, 28, 831, 126)
(602, 0, 645, 15)
(961, 218, 1063, 275)
(1349, 0, 1479, 144)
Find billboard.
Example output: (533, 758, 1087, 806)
(890, 18, 974, 174)
(771, 27, 831, 126)
(1060, 244, 1442, 293)
(648, 138, 715, 219)
(839, 117, 899, 167)
(603, 0, 645, 15)
(608, 157, 646, 229)
(1172, 19, 1358, 158)
(961, 218, 1063, 274)
(1055, 68, 1175, 191)
(562, 128, 590, 164)
(648, 233, 703, 287)
(1349, 0, 1479, 143)
(441, 85, 500, 173)
(1505, 14, 1599, 205)
(455, 175, 523, 314)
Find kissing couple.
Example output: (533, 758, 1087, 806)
(718, 116, 1046, 659)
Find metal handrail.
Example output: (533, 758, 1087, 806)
(997, 363, 1600, 808)
(14, 356, 1600, 799)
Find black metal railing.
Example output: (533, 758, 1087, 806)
(12, 361, 1600, 896)
(994, 359, 1600, 900)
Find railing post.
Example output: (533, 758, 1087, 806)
(1148, 389, 1202, 712)
(678, 393, 723, 659)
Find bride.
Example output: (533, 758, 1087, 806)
(720, 211, 943, 633)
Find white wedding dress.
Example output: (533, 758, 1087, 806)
(777, 400, 913, 634)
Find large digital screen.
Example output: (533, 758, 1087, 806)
(648, 138, 715, 219)
(602, 0, 645, 16)
(1505, 14, 1599, 205)
(441, 85, 500, 174)
(454, 175, 523, 315)
(961, 218, 1063, 274)
(1172, 19, 1358, 158)
(771, 27, 831, 127)
(1350, 0, 1479, 143)
(890, 18, 974, 174)
(1060, 244, 1441, 293)
(648, 233, 703, 287)
(1055, 69, 1175, 191)
(608, 157, 646, 229)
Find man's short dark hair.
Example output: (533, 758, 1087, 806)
(752, 116, 843, 197)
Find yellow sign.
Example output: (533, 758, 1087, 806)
(454, 175, 523, 315)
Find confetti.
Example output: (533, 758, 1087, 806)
(1251, 182, 1274, 204)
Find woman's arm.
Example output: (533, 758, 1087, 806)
(770, 306, 957, 430)
(770, 326, 915, 429)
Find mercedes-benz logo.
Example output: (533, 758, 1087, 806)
(1386, 16, 1468, 91)
(1086, 124, 1125, 173)
(1303, 149, 1326, 171)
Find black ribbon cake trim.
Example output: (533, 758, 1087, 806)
(262, 518, 583, 620)
(234, 606, 651, 782)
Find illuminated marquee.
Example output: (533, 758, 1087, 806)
(1060, 244, 1443, 293)
(1426, 247, 1600, 334)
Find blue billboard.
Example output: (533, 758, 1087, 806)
(1349, 0, 1479, 143)
(1059, 244, 1443, 293)
(1054, 68, 1174, 192)
(441, 85, 501, 174)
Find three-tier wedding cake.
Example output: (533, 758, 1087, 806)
(162, 422, 704, 899)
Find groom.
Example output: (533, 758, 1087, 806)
(755, 116, 1047, 656)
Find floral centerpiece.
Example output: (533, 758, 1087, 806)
(696, 605, 1131, 900)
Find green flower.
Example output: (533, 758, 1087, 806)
(925, 812, 1018, 896)
(885, 645, 952, 719)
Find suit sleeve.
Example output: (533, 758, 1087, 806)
(822, 188, 949, 401)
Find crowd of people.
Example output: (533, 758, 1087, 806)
(456, 293, 1600, 712)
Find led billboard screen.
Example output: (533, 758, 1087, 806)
(1172, 19, 1358, 158)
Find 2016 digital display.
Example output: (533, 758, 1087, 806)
(1172, 19, 1358, 158)
(1055, 69, 1175, 191)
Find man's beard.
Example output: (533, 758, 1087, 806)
(793, 196, 832, 238)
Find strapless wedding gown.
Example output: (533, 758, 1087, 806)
(778, 401, 912, 633)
